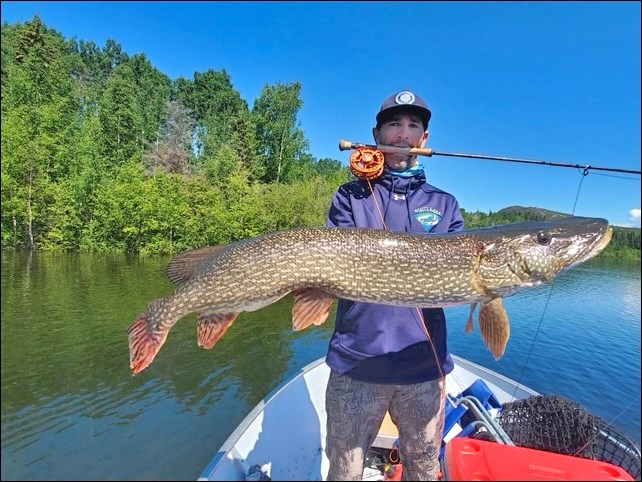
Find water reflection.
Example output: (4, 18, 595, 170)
(1, 252, 639, 480)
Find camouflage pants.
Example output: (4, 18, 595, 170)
(325, 370, 446, 481)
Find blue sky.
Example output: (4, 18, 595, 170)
(2, 1, 640, 226)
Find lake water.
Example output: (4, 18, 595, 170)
(1, 251, 640, 480)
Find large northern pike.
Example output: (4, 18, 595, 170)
(128, 216, 612, 374)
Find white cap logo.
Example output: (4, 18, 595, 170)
(395, 91, 416, 105)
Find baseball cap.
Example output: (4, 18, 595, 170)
(376, 89, 432, 129)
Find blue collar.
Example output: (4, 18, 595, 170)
(375, 167, 426, 194)
(384, 163, 425, 178)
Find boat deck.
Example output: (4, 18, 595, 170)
(198, 355, 539, 481)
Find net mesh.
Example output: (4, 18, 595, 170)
(496, 395, 641, 480)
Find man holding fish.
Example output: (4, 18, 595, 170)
(127, 87, 612, 481)
(324, 89, 464, 480)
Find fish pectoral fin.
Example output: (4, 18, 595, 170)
(478, 298, 511, 360)
(197, 312, 240, 349)
(127, 311, 169, 376)
(465, 302, 478, 334)
(166, 245, 228, 284)
(291, 288, 335, 331)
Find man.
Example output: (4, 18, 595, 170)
(325, 89, 465, 480)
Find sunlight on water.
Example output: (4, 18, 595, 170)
(1, 252, 640, 480)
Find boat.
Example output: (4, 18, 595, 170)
(198, 355, 641, 481)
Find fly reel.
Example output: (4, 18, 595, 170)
(349, 147, 385, 180)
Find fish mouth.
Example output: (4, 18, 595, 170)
(560, 218, 612, 270)
(579, 219, 613, 258)
(596, 225, 613, 253)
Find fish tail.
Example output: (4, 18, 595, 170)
(127, 312, 169, 375)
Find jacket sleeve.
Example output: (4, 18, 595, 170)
(448, 199, 465, 233)
(327, 184, 355, 228)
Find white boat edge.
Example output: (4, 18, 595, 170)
(198, 354, 540, 481)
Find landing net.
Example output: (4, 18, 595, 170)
(496, 395, 641, 480)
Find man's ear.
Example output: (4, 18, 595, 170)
(372, 127, 379, 144)
(420, 130, 429, 148)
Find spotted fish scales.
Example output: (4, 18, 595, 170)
(127, 216, 612, 374)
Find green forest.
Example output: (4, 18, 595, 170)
(2, 16, 639, 259)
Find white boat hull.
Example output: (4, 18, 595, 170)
(198, 355, 539, 481)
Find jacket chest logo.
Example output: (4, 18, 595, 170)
(392, 193, 406, 201)
(413, 206, 443, 232)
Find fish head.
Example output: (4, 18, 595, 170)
(476, 216, 613, 295)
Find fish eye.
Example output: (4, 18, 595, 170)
(537, 231, 551, 246)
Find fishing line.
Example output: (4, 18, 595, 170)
(510, 168, 595, 403)
(350, 147, 445, 381)
(570, 168, 590, 216)
(350, 147, 388, 229)
(508, 279, 559, 401)
(366, 178, 388, 230)
(571, 392, 642, 459)
(590, 171, 642, 182)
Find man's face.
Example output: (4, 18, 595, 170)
(373, 112, 429, 171)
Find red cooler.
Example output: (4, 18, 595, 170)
(443, 438, 634, 481)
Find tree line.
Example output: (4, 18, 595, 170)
(2, 16, 638, 259)
(1, 16, 351, 254)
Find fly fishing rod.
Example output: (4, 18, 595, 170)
(339, 139, 642, 177)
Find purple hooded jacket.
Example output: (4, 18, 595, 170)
(326, 169, 464, 384)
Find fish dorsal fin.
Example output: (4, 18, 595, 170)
(197, 312, 240, 349)
(166, 246, 227, 284)
(291, 288, 335, 331)
(478, 298, 511, 360)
